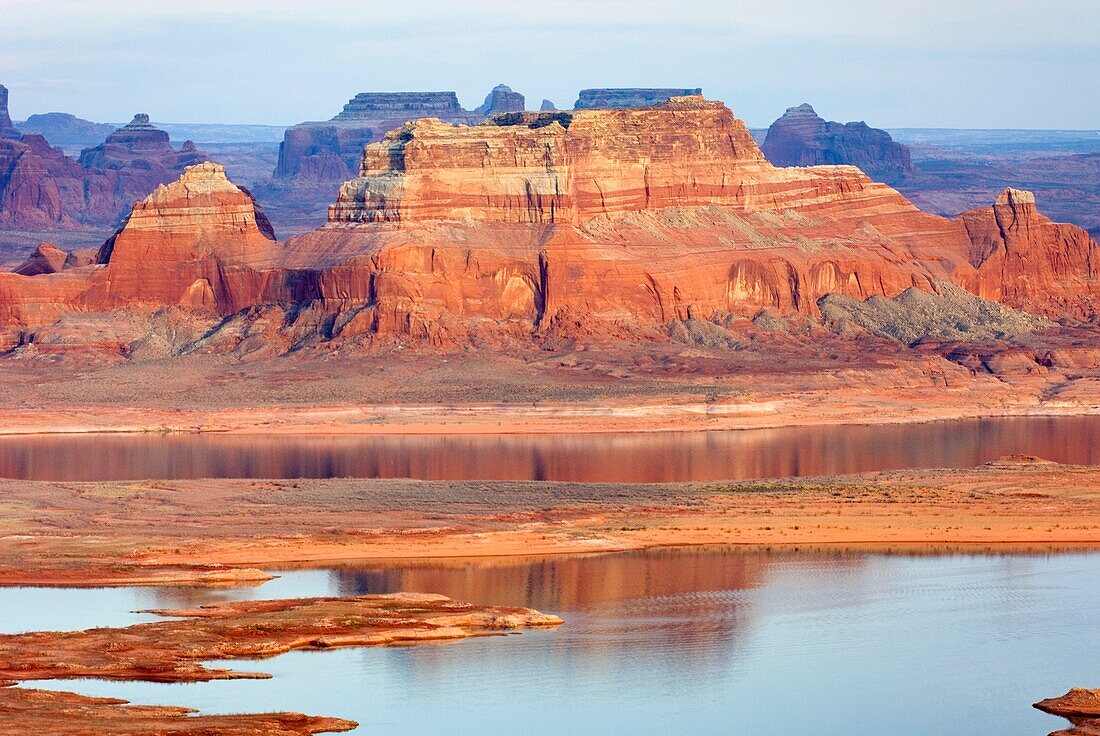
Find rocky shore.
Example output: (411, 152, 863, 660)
(0, 593, 559, 735)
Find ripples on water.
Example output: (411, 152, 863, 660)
(4, 549, 1099, 736)
(5, 415, 1100, 482)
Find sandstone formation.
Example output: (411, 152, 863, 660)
(2, 96, 1099, 355)
(0, 133, 96, 228)
(0, 84, 20, 139)
(958, 188, 1100, 321)
(12, 242, 80, 276)
(762, 103, 913, 184)
(0, 161, 279, 331)
(0, 97, 209, 230)
(77, 113, 206, 173)
(273, 85, 525, 182)
(541, 99, 557, 111)
(16, 112, 116, 149)
(574, 88, 703, 109)
(1035, 689, 1100, 736)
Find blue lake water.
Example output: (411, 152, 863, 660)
(5, 549, 1098, 736)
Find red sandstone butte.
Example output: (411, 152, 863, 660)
(1, 96, 1098, 349)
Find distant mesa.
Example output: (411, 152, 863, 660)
(15, 112, 116, 149)
(0, 88, 209, 230)
(574, 88, 703, 109)
(475, 84, 525, 116)
(761, 103, 913, 184)
(540, 99, 557, 111)
(274, 84, 528, 183)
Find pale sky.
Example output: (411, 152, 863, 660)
(1, 0, 1097, 129)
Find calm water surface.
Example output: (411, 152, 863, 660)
(5, 415, 1100, 482)
(5, 549, 1098, 736)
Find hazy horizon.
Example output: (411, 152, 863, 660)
(1, 0, 1097, 129)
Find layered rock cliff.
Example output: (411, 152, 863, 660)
(0, 162, 281, 331)
(317, 96, 970, 335)
(4, 96, 1098, 355)
(762, 103, 913, 184)
(274, 85, 526, 183)
(958, 188, 1100, 321)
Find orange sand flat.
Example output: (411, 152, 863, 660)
(2, 458, 1097, 586)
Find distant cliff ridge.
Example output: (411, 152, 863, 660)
(762, 103, 913, 184)
(574, 88, 703, 109)
(15, 113, 116, 149)
(0, 91, 208, 230)
(274, 84, 526, 182)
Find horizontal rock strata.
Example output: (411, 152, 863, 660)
(2, 95, 1098, 352)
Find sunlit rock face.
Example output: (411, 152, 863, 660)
(3, 96, 1098, 353)
(958, 187, 1100, 321)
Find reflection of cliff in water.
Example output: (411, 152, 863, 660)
(325, 548, 867, 672)
(6, 416, 1100, 482)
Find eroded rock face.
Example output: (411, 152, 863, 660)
(274, 86, 524, 182)
(0, 84, 20, 139)
(3, 96, 1099, 354)
(958, 188, 1100, 321)
(762, 103, 913, 184)
(0, 162, 281, 329)
(316, 96, 970, 334)
(574, 88, 703, 109)
(0, 100, 208, 230)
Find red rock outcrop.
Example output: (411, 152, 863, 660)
(13, 242, 70, 276)
(3, 96, 1098, 353)
(77, 114, 209, 208)
(0, 162, 282, 332)
(958, 188, 1100, 321)
(315, 97, 969, 334)
(0, 132, 110, 228)
(762, 103, 913, 184)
